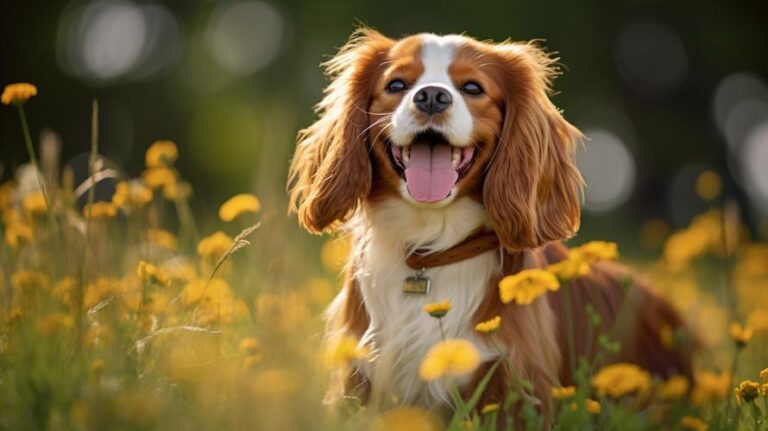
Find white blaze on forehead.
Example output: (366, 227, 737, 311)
(389, 34, 474, 147)
(415, 34, 462, 87)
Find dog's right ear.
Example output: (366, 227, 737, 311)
(288, 28, 394, 233)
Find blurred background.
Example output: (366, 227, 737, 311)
(1, 0, 767, 249)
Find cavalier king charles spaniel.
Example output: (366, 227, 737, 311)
(288, 28, 693, 420)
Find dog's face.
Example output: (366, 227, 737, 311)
(289, 29, 584, 250)
(367, 34, 503, 206)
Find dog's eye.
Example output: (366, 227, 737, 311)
(461, 81, 484, 96)
(387, 79, 407, 93)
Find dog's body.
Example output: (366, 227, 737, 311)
(336, 197, 508, 411)
(289, 29, 692, 418)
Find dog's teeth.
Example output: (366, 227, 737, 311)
(403, 146, 411, 163)
(452, 147, 461, 168)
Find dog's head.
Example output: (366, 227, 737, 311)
(289, 28, 583, 250)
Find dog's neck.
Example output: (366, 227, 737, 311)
(358, 196, 490, 255)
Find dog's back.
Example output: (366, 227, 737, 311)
(543, 242, 695, 385)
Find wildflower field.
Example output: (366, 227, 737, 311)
(2, 83, 768, 431)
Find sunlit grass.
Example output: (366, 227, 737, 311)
(2, 83, 768, 430)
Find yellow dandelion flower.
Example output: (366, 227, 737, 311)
(695, 170, 722, 201)
(161, 260, 197, 282)
(570, 241, 619, 264)
(162, 180, 192, 200)
(424, 300, 452, 318)
(145, 140, 178, 168)
(219, 193, 261, 222)
(748, 310, 768, 333)
(499, 269, 559, 305)
(657, 375, 689, 400)
(475, 315, 501, 333)
(4, 222, 33, 249)
(546, 241, 616, 281)
(729, 322, 754, 347)
(760, 368, 768, 383)
(197, 231, 233, 260)
(5, 306, 23, 325)
(324, 336, 369, 368)
(419, 338, 480, 381)
(2, 83, 37, 105)
(735, 380, 761, 403)
(11, 270, 49, 291)
(551, 386, 576, 399)
(547, 258, 590, 281)
(22, 191, 47, 215)
(112, 181, 153, 208)
(146, 229, 178, 250)
(137, 260, 171, 287)
(481, 403, 499, 414)
(2, 207, 22, 225)
(36, 313, 74, 335)
(0, 181, 14, 209)
(83, 277, 121, 309)
(238, 337, 260, 354)
(571, 398, 601, 415)
(142, 167, 176, 190)
(692, 371, 731, 405)
(320, 236, 351, 273)
(592, 363, 651, 398)
(183, 278, 232, 305)
(83, 201, 117, 219)
(371, 407, 443, 431)
(585, 399, 601, 415)
(52, 277, 77, 306)
(680, 415, 708, 431)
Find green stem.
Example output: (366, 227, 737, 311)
(438, 318, 447, 342)
(562, 282, 577, 378)
(17, 105, 48, 202)
(77, 100, 100, 349)
(725, 349, 740, 424)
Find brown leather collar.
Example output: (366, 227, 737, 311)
(406, 230, 500, 270)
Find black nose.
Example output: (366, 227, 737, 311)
(413, 86, 453, 115)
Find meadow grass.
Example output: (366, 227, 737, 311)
(1, 84, 768, 430)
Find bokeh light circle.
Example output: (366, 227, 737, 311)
(56, 0, 182, 82)
(712, 73, 768, 152)
(206, 1, 283, 75)
(80, 1, 147, 79)
(741, 122, 768, 212)
(576, 129, 637, 213)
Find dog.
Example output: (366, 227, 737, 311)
(288, 28, 692, 418)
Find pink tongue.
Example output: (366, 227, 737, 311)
(404, 144, 458, 202)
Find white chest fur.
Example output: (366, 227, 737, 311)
(350, 197, 502, 409)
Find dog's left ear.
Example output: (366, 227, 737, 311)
(288, 28, 393, 233)
(483, 42, 584, 250)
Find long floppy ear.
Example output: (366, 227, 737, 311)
(288, 28, 393, 233)
(483, 43, 584, 250)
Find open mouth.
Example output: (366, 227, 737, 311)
(389, 130, 475, 203)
